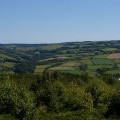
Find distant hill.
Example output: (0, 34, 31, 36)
(0, 40, 120, 76)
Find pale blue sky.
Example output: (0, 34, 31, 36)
(0, 0, 120, 43)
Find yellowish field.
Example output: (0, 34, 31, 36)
(38, 58, 55, 62)
(34, 65, 49, 73)
(108, 53, 120, 59)
(50, 66, 75, 71)
(38, 56, 69, 63)
(61, 61, 80, 67)
(49, 61, 80, 71)
(1, 62, 15, 68)
(41, 44, 63, 50)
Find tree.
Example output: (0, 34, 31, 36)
(107, 90, 120, 116)
(0, 79, 35, 120)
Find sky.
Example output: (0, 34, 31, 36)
(0, 0, 120, 43)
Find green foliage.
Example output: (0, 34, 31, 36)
(0, 79, 35, 120)
(0, 72, 119, 119)
(37, 80, 93, 113)
(107, 90, 120, 117)
(33, 110, 102, 120)
(0, 114, 16, 120)
(36, 80, 65, 112)
(86, 79, 113, 114)
(14, 61, 35, 73)
(62, 83, 93, 112)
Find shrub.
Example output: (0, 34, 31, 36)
(62, 83, 93, 112)
(0, 79, 35, 120)
(86, 79, 113, 114)
(37, 81, 93, 112)
(0, 114, 16, 120)
(107, 90, 120, 117)
(33, 110, 101, 120)
(37, 81, 65, 112)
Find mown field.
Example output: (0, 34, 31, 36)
(34, 53, 120, 76)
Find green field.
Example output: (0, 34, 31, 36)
(0, 41, 120, 75)
(81, 59, 93, 65)
(103, 48, 117, 51)
(0, 54, 14, 59)
(106, 69, 120, 74)
(93, 54, 108, 58)
(92, 58, 113, 65)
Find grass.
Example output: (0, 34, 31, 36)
(103, 48, 117, 51)
(41, 44, 63, 50)
(0, 62, 15, 68)
(34, 65, 49, 74)
(62, 69, 82, 75)
(1, 42, 120, 76)
(88, 65, 113, 70)
(35, 57, 119, 75)
(113, 59, 120, 64)
(0, 114, 16, 120)
(56, 54, 76, 59)
(106, 69, 120, 74)
(92, 58, 113, 65)
(60, 61, 80, 67)
(50, 66, 75, 71)
(49, 60, 81, 71)
(80, 59, 93, 65)
(0, 54, 14, 59)
(117, 64, 120, 68)
(93, 54, 108, 59)
(38, 58, 55, 62)
(38, 56, 70, 62)
(49, 61, 83, 75)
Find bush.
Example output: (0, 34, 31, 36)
(86, 79, 113, 114)
(37, 81, 65, 112)
(107, 90, 120, 117)
(0, 79, 35, 120)
(62, 83, 93, 112)
(37, 81, 93, 112)
(33, 110, 102, 120)
(0, 114, 16, 120)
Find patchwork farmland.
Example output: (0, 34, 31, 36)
(0, 40, 120, 76)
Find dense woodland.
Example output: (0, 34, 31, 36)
(0, 41, 120, 119)
(0, 72, 120, 120)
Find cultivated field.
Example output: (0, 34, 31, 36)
(1, 41, 120, 75)
(108, 53, 120, 59)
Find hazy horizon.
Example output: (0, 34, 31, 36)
(0, 40, 120, 44)
(0, 0, 120, 43)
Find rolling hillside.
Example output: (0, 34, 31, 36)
(0, 40, 120, 76)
